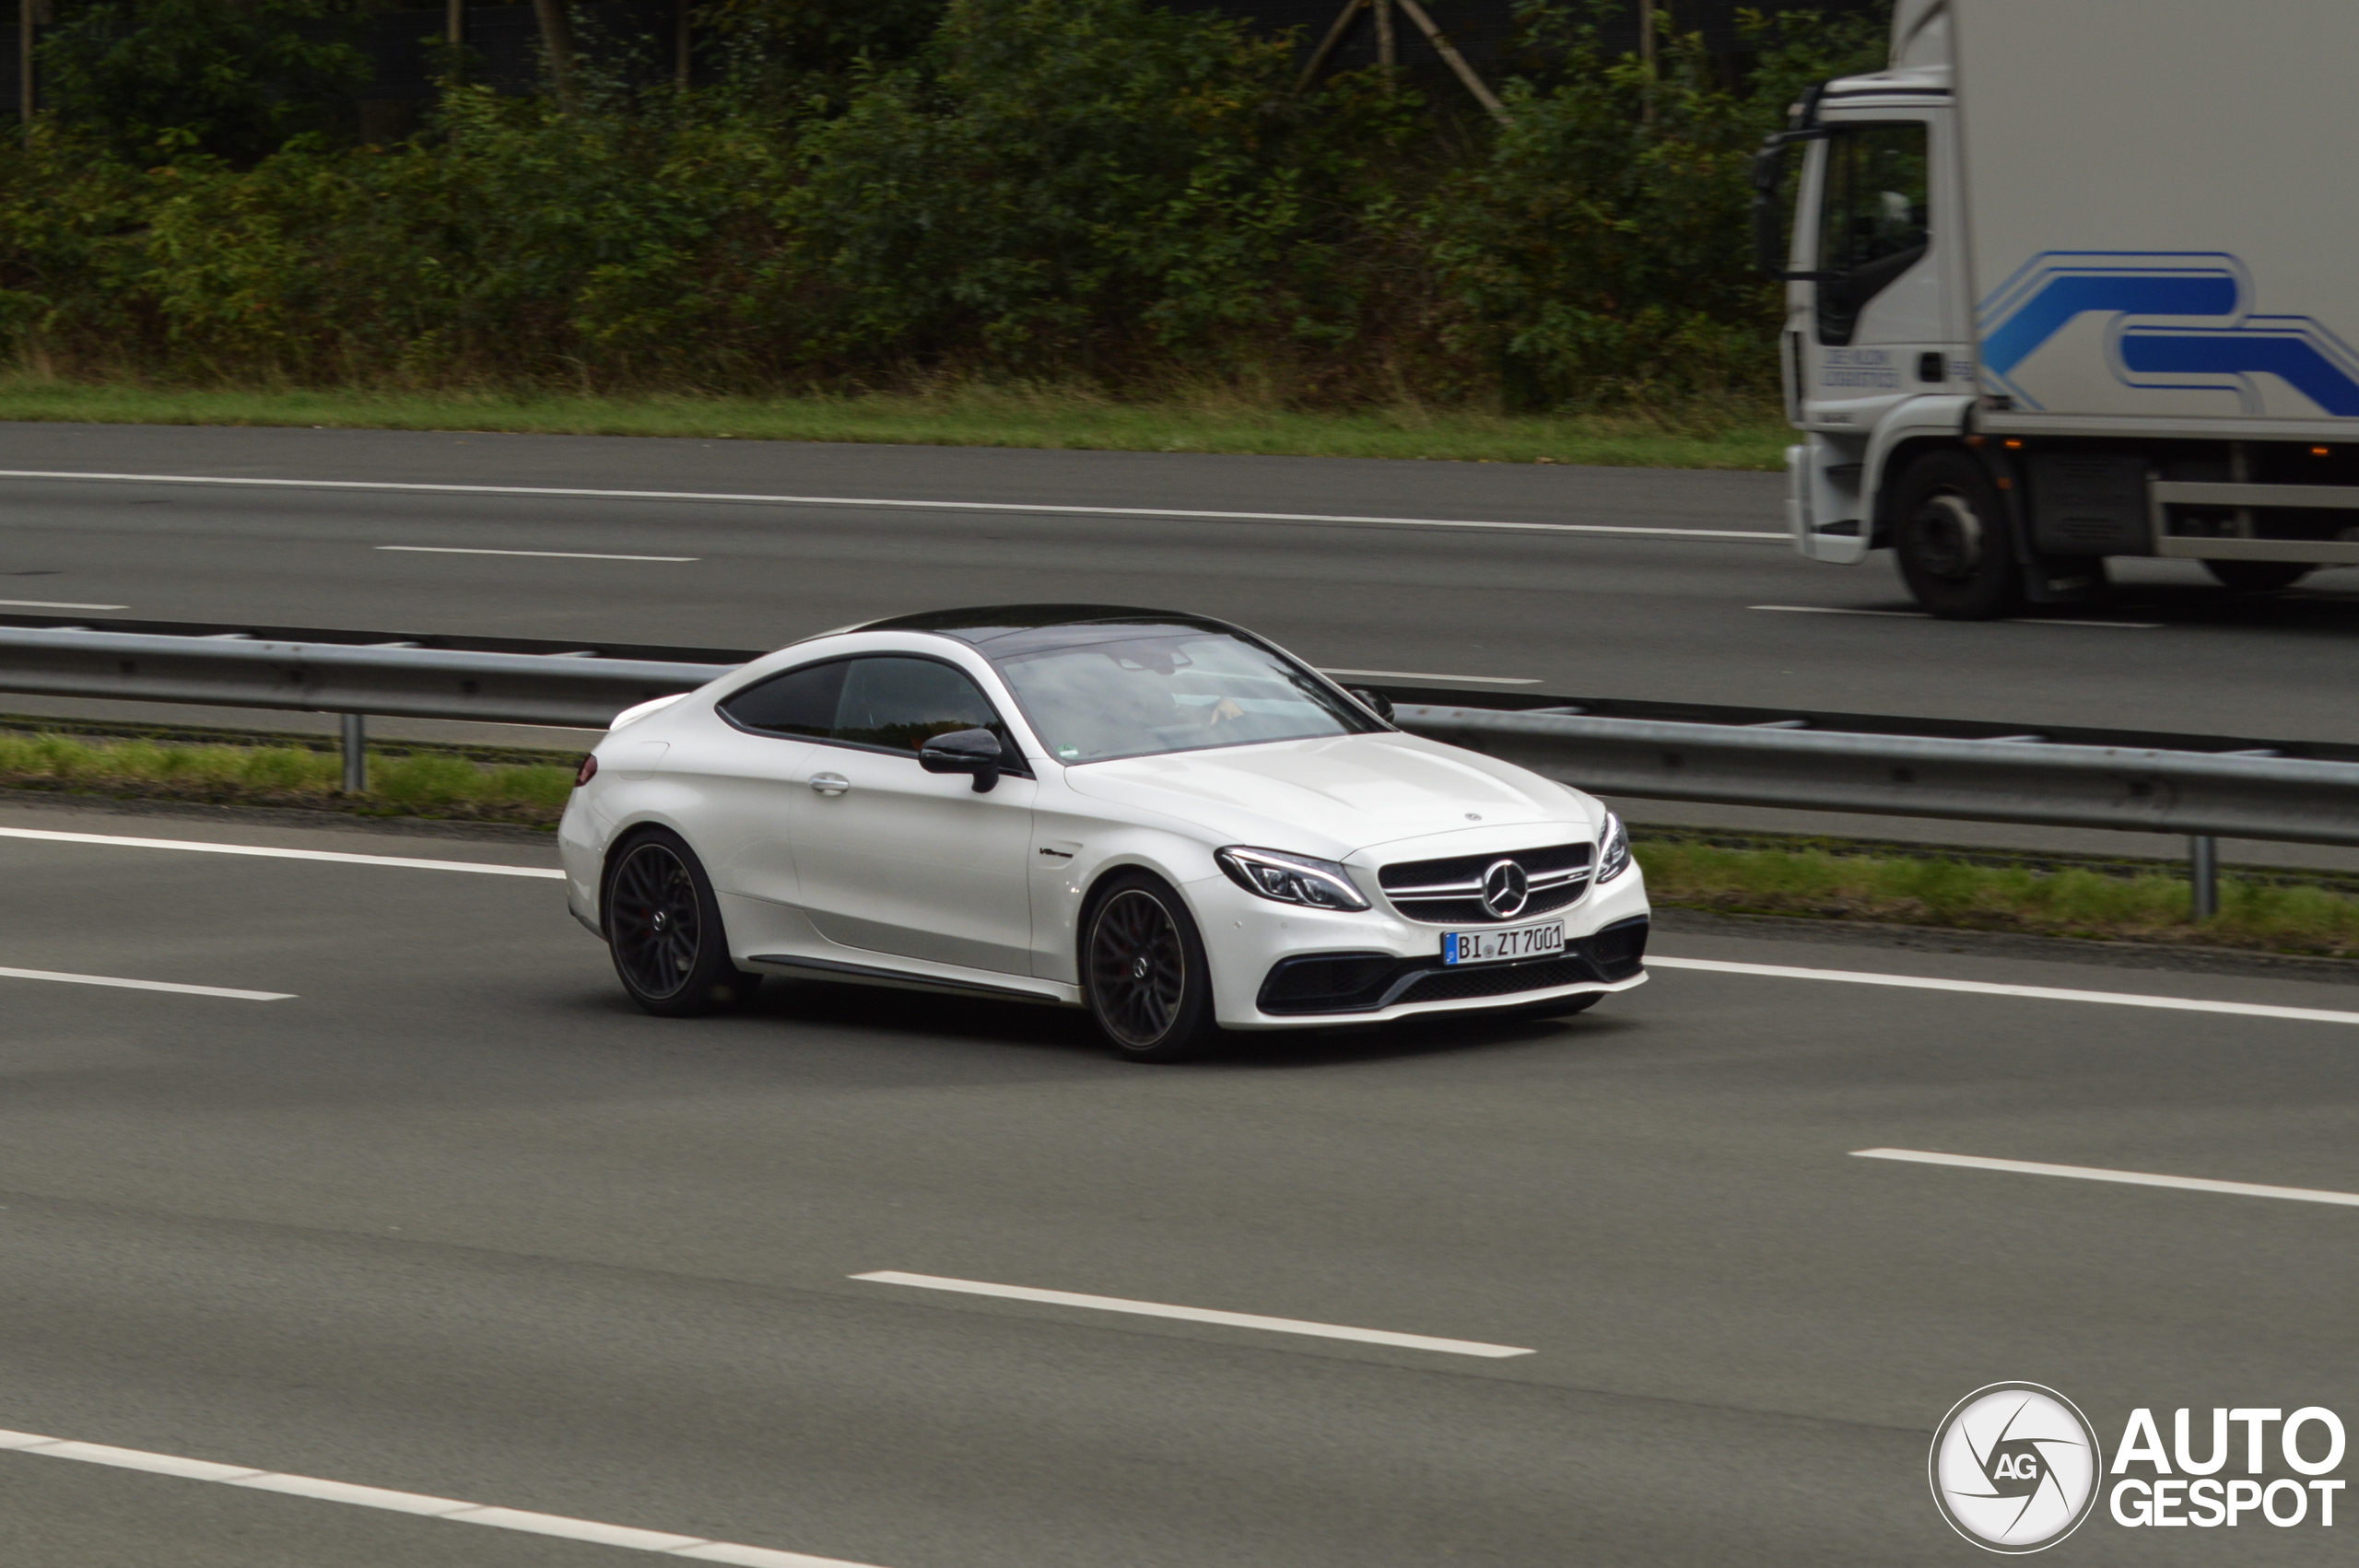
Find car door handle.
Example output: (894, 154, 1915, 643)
(808, 772, 851, 796)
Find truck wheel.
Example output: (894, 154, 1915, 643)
(2203, 560, 2312, 592)
(1892, 451, 2024, 620)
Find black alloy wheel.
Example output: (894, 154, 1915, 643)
(604, 831, 760, 1017)
(1084, 874, 1215, 1061)
(1892, 450, 2025, 620)
(2203, 559, 2313, 592)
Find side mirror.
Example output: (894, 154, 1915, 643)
(1346, 686, 1395, 723)
(919, 728, 1004, 792)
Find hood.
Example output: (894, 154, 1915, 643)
(1060, 732, 1592, 859)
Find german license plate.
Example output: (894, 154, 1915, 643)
(1440, 920, 1566, 965)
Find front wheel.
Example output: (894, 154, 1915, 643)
(1083, 873, 1216, 1061)
(1891, 450, 2024, 620)
(2203, 559, 2312, 592)
(604, 830, 761, 1017)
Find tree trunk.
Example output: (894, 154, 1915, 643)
(531, 0, 579, 111)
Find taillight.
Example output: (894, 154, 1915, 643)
(575, 754, 598, 788)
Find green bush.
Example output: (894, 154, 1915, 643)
(40, 0, 373, 164)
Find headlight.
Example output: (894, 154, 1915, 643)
(1595, 812, 1632, 883)
(1215, 846, 1370, 911)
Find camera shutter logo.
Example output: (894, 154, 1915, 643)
(1930, 1384, 2103, 1552)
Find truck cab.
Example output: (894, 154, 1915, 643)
(1764, 0, 2359, 618)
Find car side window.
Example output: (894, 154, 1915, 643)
(832, 656, 1018, 762)
(718, 659, 850, 738)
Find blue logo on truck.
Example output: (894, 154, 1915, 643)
(1978, 252, 2359, 416)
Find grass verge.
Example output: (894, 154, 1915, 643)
(0, 729, 575, 827)
(0, 378, 1790, 470)
(1639, 835, 2359, 957)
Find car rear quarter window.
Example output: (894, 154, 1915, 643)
(719, 659, 849, 738)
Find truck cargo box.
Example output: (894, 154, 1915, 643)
(1956, 0, 2359, 436)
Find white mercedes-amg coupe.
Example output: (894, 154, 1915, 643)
(560, 606, 1649, 1059)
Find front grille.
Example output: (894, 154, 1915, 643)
(1377, 840, 1592, 925)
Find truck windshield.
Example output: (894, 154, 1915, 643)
(1815, 123, 1930, 345)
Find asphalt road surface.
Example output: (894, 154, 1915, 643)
(5, 425, 2359, 1565)
(3, 422, 2358, 744)
(3, 797, 2356, 1566)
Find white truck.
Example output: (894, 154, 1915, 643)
(1756, 0, 2359, 617)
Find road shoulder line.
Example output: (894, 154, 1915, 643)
(0, 468, 1784, 541)
(0, 1427, 883, 1567)
(0, 825, 563, 878)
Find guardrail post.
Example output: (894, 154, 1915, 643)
(341, 712, 368, 795)
(2189, 835, 2219, 922)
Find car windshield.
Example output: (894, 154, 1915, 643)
(992, 627, 1379, 764)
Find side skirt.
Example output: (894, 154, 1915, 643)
(745, 954, 1081, 1008)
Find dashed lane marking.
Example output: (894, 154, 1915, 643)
(1652, 954, 2359, 1026)
(377, 545, 698, 562)
(1854, 1148, 2359, 1208)
(853, 1270, 1534, 1358)
(1750, 604, 2163, 628)
(0, 966, 291, 1000)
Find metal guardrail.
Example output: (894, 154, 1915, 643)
(0, 626, 731, 730)
(0, 625, 732, 793)
(1391, 706, 2359, 848)
(6, 620, 2358, 917)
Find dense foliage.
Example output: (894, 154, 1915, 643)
(39, 0, 373, 163)
(0, 0, 1886, 407)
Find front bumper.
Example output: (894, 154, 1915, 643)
(1187, 861, 1651, 1029)
(1257, 915, 1649, 1015)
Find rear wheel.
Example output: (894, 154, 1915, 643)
(1083, 873, 1215, 1062)
(1892, 451, 2024, 620)
(2203, 559, 2313, 592)
(604, 830, 761, 1017)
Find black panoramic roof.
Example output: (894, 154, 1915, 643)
(859, 604, 1234, 657)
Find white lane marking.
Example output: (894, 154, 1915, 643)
(378, 545, 698, 562)
(0, 469, 1785, 542)
(1651, 954, 2359, 1026)
(1750, 604, 2162, 629)
(1853, 1147, 2359, 1209)
(0, 598, 130, 610)
(0, 825, 564, 878)
(1319, 668, 1541, 685)
(0, 966, 292, 1000)
(852, 1270, 1533, 1358)
(0, 1427, 884, 1567)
